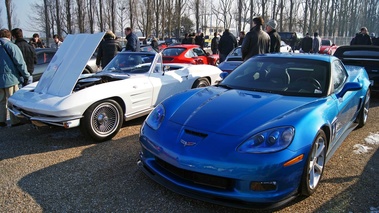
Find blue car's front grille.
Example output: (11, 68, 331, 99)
(155, 157, 234, 190)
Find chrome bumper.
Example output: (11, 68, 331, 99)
(8, 106, 82, 128)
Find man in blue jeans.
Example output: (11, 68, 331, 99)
(0, 28, 30, 127)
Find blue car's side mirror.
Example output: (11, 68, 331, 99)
(220, 72, 229, 79)
(337, 82, 362, 98)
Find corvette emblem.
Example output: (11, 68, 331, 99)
(180, 139, 196, 146)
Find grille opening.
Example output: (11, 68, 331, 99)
(155, 157, 234, 190)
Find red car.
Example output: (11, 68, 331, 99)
(319, 39, 338, 55)
(162, 44, 219, 65)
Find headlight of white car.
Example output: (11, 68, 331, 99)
(146, 104, 165, 130)
(237, 126, 295, 153)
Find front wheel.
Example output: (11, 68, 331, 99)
(192, 78, 210, 88)
(300, 130, 327, 196)
(80, 99, 123, 142)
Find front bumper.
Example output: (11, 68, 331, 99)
(9, 106, 82, 128)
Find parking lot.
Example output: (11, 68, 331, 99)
(1, 97, 378, 213)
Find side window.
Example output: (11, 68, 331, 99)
(185, 49, 196, 58)
(332, 60, 347, 91)
(193, 48, 205, 56)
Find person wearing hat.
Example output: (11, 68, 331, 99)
(266, 19, 281, 53)
(96, 30, 122, 69)
(241, 16, 270, 61)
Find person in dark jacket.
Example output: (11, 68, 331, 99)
(11, 28, 36, 84)
(238, 31, 245, 46)
(218, 29, 238, 62)
(300, 33, 313, 53)
(210, 32, 219, 54)
(195, 32, 205, 49)
(29, 33, 45, 48)
(96, 30, 122, 68)
(124, 27, 141, 52)
(290, 32, 298, 52)
(351, 27, 373, 45)
(181, 33, 192, 44)
(241, 16, 270, 61)
(265, 19, 281, 53)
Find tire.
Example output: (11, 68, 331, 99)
(300, 130, 327, 196)
(356, 89, 370, 128)
(82, 67, 91, 74)
(80, 99, 123, 142)
(192, 78, 210, 88)
(214, 59, 220, 66)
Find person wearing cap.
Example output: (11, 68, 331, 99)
(351, 27, 373, 45)
(241, 16, 270, 61)
(265, 19, 281, 53)
(96, 30, 122, 68)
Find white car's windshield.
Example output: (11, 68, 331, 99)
(219, 57, 330, 97)
(102, 53, 156, 74)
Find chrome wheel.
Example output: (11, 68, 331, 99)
(308, 135, 326, 189)
(80, 100, 123, 142)
(301, 130, 327, 196)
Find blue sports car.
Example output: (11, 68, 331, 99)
(138, 54, 371, 209)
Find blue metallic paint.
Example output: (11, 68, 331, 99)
(138, 54, 371, 209)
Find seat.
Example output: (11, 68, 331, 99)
(266, 68, 290, 86)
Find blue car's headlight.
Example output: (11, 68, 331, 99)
(237, 126, 295, 153)
(146, 104, 165, 130)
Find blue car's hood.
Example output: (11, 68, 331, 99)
(168, 86, 318, 136)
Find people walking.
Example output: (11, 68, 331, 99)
(96, 30, 122, 68)
(218, 29, 237, 62)
(241, 16, 270, 61)
(0, 29, 30, 127)
(265, 19, 281, 53)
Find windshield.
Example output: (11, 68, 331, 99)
(220, 57, 330, 97)
(101, 53, 155, 74)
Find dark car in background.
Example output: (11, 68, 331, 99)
(279, 32, 303, 50)
(33, 48, 98, 82)
(334, 45, 379, 92)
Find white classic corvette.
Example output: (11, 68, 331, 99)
(9, 33, 222, 142)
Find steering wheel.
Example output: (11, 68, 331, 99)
(295, 77, 322, 90)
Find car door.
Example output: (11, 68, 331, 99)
(330, 60, 360, 143)
(148, 55, 188, 106)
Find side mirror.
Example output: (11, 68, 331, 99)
(220, 72, 229, 79)
(337, 82, 362, 98)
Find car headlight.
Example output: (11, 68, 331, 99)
(146, 104, 165, 130)
(237, 126, 295, 153)
(323, 48, 330, 53)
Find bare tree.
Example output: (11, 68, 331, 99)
(5, 0, 12, 29)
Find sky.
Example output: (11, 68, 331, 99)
(1, 0, 37, 37)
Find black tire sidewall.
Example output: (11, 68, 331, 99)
(80, 99, 123, 142)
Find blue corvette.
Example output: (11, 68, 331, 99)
(138, 54, 371, 209)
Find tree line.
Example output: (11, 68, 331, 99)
(3, 0, 379, 41)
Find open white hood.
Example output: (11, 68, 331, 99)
(35, 33, 105, 97)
